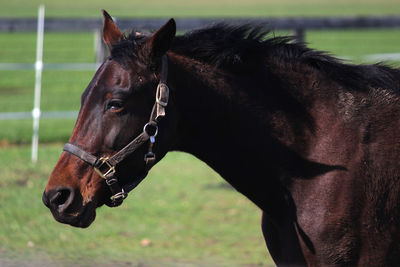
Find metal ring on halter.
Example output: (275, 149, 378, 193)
(143, 122, 158, 137)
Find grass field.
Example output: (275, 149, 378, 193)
(0, 145, 271, 267)
(1, 0, 400, 266)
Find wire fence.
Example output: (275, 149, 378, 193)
(1, 11, 400, 161)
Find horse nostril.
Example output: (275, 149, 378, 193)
(42, 191, 50, 208)
(45, 187, 75, 213)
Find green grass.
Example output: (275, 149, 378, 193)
(306, 29, 400, 64)
(0, 71, 93, 112)
(0, 32, 95, 63)
(0, 120, 75, 144)
(0, 0, 400, 18)
(0, 144, 271, 266)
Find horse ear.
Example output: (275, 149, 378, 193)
(145, 18, 176, 60)
(102, 10, 122, 49)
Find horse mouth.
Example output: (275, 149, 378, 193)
(51, 202, 96, 228)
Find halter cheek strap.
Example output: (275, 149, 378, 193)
(63, 55, 169, 207)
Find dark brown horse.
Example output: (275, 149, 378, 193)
(43, 10, 400, 266)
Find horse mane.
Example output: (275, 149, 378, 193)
(111, 23, 400, 93)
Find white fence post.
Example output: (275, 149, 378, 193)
(31, 5, 45, 163)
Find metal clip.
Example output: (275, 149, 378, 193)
(144, 151, 156, 161)
(110, 189, 127, 204)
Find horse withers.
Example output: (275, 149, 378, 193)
(43, 10, 400, 266)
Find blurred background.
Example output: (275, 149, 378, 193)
(0, 0, 399, 266)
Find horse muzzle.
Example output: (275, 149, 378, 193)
(42, 187, 96, 228)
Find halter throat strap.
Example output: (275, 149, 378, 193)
(63, 55, 169, 207)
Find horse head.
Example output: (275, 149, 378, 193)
(42, 10, 177, 227)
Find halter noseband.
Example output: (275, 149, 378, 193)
(63, 55, 169, 207)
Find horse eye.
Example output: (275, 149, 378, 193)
(107, 100, 124, 112)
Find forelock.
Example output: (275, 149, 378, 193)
(110, 31, 149, 67)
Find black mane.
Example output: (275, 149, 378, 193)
(112, 23, 400, 92)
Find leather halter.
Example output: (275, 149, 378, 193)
(63, 55, 169, 207)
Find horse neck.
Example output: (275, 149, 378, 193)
(166, 53, 317, 212)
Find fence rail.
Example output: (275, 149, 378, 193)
(2, 16, 400, 50)
(0, 111, 78, 120)
(2, 16, 400, 32)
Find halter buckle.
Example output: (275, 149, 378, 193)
(156, 83, 169, 107)
(94, 157, 116, 179)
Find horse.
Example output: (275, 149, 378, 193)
(42, 10, 400, 266)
